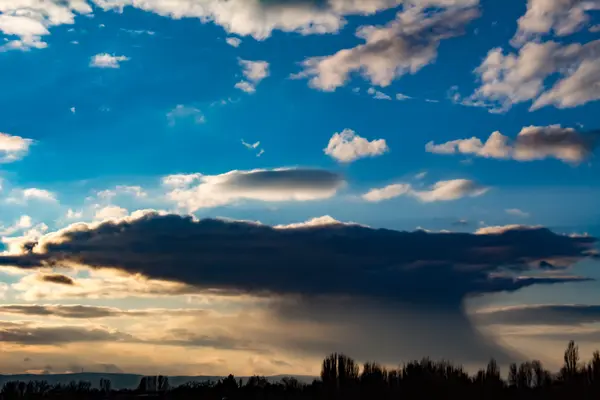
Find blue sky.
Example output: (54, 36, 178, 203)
(1, 0, 600, 377)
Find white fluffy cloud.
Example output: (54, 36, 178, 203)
(0, 132, 33, 163)
(94, 205, 129, 221)
(6, 188, 57, 204)
(0, 0, 92, 50)
(324, 129, 389, 163)
(235, 59, 270, 93)
(90, 53, 130, 68)
(426, 125, 597, 164)
(163, 168, 345, 212)
(362, 183, 412, 202)
(294, 5, 479, 90)
(466, 39, 600, 112)
(362, 179, 488, 202)
(1, 0, 481, 53)
(512, 0, 600, 46)
(226, 37, 242, 47)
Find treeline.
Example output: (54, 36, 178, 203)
(2, 341, 600, 399)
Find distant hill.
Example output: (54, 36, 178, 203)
(0, 373, 317, 389)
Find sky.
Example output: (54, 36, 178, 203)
(1, 0, 600, 377)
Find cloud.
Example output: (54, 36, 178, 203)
(0, 215, 32, 236)
(96, 185, 147, 201)
(475, 224, 542, 235)
(0, 132, 33, 163)
(163, 168, 345, 212)
(94, 205, 128, 221)
(324, 129, 389, 163)
(0, 212, 594, 302)
(426, 125, 597, 164)
(274, 215, 365, 229)
(0, 321, 134, 345)
(294, 5, 479, 90)
(362, 179, 489, 202)
(396, 93, 412, 100)
(39, 274, 75, 286)
(362, 183, 412, 202)
(66, 209, 83, 220)
(506, 208, 530, 218)
(466, 39, 600, 112)
(0, 213, 596, 365)
(472, 304, 600, 326)
(512, 0, 600, 46)
(367, 87, 392, 100)
(90, 53, 130, 68)
(235, 59, 270, 93)
(0, 304, 205, 319)
(166, 105, 205, 126)
(242, 140, 260, 149)
(226, 37, 242, 47)
(6, 188, 57, 204)
(0, 1, 92, 51)
(90, 0, 411, 40)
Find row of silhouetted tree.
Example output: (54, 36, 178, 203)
(2, 341, 599, 399)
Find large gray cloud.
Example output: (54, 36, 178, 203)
(0, 213, 595, 304)
(1, 213, 596, 365)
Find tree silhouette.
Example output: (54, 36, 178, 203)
(2, 340, 600, 400)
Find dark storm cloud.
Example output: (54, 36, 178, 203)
(0, 213, 595, 305)
(0, 213, 596, 365)
(473, 304, 600, 326)
(39, 274, 75, 286)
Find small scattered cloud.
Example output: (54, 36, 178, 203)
(241, 140, 264, 157)
(506, 208, 530, 218)
(0, 132, 33, 163)
(66, 209, 83, 220)
(415, 171, 427, 180)
(6, 188, 57, 204)
(242, 140, 260, 150)
(363, 179, 489, 203)
(70, 107, 76, 114)
(367, 87, 392, 100)
(167, 105, 205, 126)
(226, 37, 242, 47)
(235, 59, 270, 94)
(324, 129, 389, 163)
(90, 53, 130, 69)
(425, 99, 440, 103)
(396, 93, 412, 101)
(96, 185, 147, 201)
(426, 125, 597, 164)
